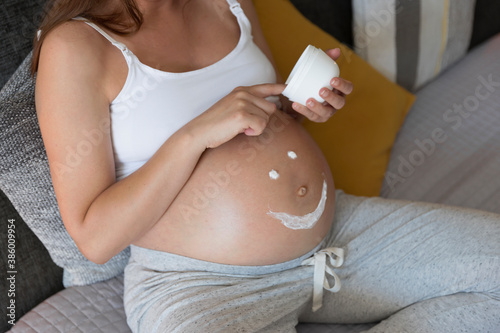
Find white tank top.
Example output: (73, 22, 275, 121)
(73, 0, 276, 180)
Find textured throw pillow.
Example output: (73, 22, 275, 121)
(353, 0, 477, 92)
(0, 54, 130, 287)
(253, 0, 416, 196)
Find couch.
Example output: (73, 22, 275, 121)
(1, 0, 499, 332)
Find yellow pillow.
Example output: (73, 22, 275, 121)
(253, 0, 416, 197)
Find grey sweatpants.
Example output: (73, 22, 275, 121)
(124, 190, 500, 333)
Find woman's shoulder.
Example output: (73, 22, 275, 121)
(36, 19, 117, 108)
(42, 19, 120, 75)
(38, 19, 115, 90)
(42, 19, 109, 59)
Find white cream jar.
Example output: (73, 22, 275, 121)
(282, 45, 340, 106)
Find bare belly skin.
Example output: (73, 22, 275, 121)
(134, 111, 335, 265)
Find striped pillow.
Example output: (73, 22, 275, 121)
(353, 0, 476, 92)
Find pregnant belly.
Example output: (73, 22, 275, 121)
(134, 111, 336, 265)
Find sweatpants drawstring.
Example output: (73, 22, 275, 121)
(301, 247, 344, 312)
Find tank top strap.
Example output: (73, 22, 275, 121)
(225, 0, 252, 32)
(72, 16, 129, 53)
(226, 0, 242, 13)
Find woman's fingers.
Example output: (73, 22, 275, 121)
(246, 83, 287, 99)
(291, 79, 352, 122)
(242, 111, 270, 136)
(225, 100, 273, 137)
(290, 78, 353, 122)
(331, 77, 353, 96)
(325, 48, 341, 61)
(200, 84, 285, 148)
(319, 87, 346, 110)
(232, 84, 285, 115)
(286, 46, 354, 122)
(235, 84, 289, 135)
(292, 100, 336, 123)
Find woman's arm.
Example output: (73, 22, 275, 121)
(36, 22, 208, 264)
(36, 21, 283, 264)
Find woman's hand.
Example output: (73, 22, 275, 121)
(288, 48, 354, 123)
(186, 83, 286, 149)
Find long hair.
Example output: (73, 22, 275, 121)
(31, 0, 143, 76)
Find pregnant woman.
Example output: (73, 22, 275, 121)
(33, 0, 499, 332)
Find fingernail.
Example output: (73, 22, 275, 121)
(320, 89, 329, 97)
(332, 78, 339, 86)
(307, 100, 314, 108)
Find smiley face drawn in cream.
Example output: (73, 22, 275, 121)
(267, 179, 327, 230)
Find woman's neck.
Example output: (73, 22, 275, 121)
(134, 0, 193, 17)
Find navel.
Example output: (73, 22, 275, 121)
(297, 186, 308, 197)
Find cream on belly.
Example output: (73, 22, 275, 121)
(267, 178, 327, 230)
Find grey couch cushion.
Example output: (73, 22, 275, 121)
(380, 33, 500, 213)
(8, 275, 131, 333)
(0, 54, 130, 288)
